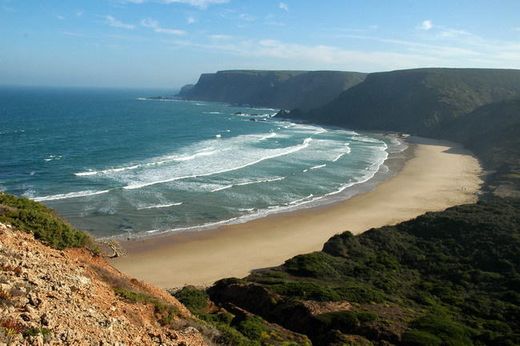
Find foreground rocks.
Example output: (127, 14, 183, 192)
(0, 223, 206, 345)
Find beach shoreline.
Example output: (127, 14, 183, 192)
(111, 136, 483, 288)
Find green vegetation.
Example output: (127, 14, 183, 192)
(114, 287, 178, 326)
(22, 327, 51, 340)
(445, 98, 520, 196)
(0, 318, 51, 344)
(291, 68, 520, 134)
(178, 70, 366, 111)
(0, 192, 96, 250)
(208, 198, 520, 345)
(172, 286, 310, 345)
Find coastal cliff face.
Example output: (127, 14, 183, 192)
(445, 99, 520, 197)
(177, 70, 366, 111)
(286, 68, 520, 135)
(0, 222, 206, 345)
(281, 68, 520, 197)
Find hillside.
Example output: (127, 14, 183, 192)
(177, 70, 366, 111)
(281, 68, 520, 196)
(0, 193, 311, 345)
(0, 221, 206, 345)
(205, 198, 520, 345)
(444, 98, 520, 197)
(285, 68, 520, 135)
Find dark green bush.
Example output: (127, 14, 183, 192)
(172, 286, 209, 314)
(211, 199, 520, 345)
(317, 311, 377, 333)
(234, 315, 268, 341)
(406, 314, 473, 346)
(402, 329, 442, 346)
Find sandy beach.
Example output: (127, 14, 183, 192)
(111, 137, 482, 288)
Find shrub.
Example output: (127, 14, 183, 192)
(317, 311, 377, 333)
(402, 329, 442, 346)
(0, 193, 96, 250)
(406, 314, 473, 346)
(172, 286, 209, 314)
(114, 287, 178, 326)
(234, 315, 268, 341)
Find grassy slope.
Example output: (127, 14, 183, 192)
(208, 199, 520, 345)
(0, 192, 94, 250)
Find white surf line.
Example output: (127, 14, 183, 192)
(74, 149, 217, 176)
(332, 148, 352, 162)
(310, 164, 327, 170)
(123, 138, 313, 190)
(33, 189, 110, 201)
(258, 132, 276, 141)
(211, 176, 285, 193)
(134, 145, 390, 238)
(236, 176, 285, 186)
(332, 153, 346, 162)
(211, 184, 233, 192)
(137, 202, 183, 210)
(289, 194, 314, 205)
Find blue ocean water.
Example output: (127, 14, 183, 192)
(0, 87, 397, 238)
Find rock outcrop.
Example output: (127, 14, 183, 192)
(0, 222, 206, 345)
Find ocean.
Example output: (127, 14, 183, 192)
(0, 87, 404, 238)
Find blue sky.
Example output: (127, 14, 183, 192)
(1, 0, 520, 88)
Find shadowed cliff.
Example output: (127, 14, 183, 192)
(177, 70, 366, 111)
(282, 68, 520, 196)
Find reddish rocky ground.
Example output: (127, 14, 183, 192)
(0, 222, 207, 345)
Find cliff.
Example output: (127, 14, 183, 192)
(445, 98, 520, 197)
(177, 70, 366, 111)
(285, 68, 520, 134)
(282, 68, 520, 196)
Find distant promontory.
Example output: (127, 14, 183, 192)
(177, 70, 366, 111)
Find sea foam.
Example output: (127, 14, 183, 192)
(33, 189, 110, 201)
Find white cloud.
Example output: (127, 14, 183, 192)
(141, 18, 186, 35)
(513, 27, 520, 32)
(105, 15, 135, 29)
(239, 13, 255, 21)
(279, 2, 288, 12)
(169, 29, 520, 72)
(56, 15, 65, 20)
(187, 16, 196, 24)
(209, 34, 232, 40)
(166, 0, 229, 8)
(419, 19, 433, 31)
(126, 0, 228, 8)
(438, 28, 471, 38)
(76, 10, 84, 17)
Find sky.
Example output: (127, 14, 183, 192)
(1, 0, 520, 88)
